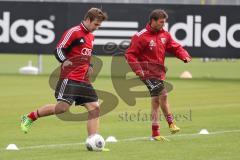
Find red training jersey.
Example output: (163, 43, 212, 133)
(125, 23, 191, 80)
(54, 23, 94, 83)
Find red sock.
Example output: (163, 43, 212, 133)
(152, 124, 160, 137)
(27, 111, 38, 121)
(166, 114, 174, 125)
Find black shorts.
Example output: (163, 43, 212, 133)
(55, 79, 98, 106)
(142, 79, 165, 97)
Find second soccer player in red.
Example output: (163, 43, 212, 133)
(125, 9, 192, 141)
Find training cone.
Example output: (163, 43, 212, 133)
(180, 71, 192, 79)
(199, 129, 209, 135)
(19, 61, 39, 75)
(6, 144, 19, 150)
(105, 136, 118, 143)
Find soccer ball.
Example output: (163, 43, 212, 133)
(85, 134, 105, 151)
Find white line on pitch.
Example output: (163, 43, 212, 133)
(121, 129, 240, 142)
(2, 129, 240, 151)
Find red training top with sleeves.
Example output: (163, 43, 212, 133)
(54, 23, 94, 83)
(125, 23, 191, 80)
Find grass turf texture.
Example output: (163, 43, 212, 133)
(0, 54, 240, 160)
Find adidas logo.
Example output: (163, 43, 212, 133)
(79, 38, 85, 44)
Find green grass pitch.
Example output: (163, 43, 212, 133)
(0, 54, 240, 160)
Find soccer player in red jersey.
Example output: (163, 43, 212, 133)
(21, 8, 107, 139)
(125, 9, 191, 141)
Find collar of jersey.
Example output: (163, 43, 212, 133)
(146, 23, 164, 34)
(80, 22, 90, 33)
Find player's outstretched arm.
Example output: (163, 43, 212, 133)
(166, 33, 192, 63)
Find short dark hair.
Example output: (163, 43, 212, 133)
(149, 9, 168, 21)
(84, 8, 108, 22)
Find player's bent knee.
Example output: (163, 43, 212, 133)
(55, 101, 71, 114)
(88, 107, 100, 119)
(86, 103, 100, 118)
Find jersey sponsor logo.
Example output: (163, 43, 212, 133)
(0, 11, 55, 44)
(81, 48, 92, 56)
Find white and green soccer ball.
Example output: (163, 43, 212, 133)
(85, 134, 105, 151)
